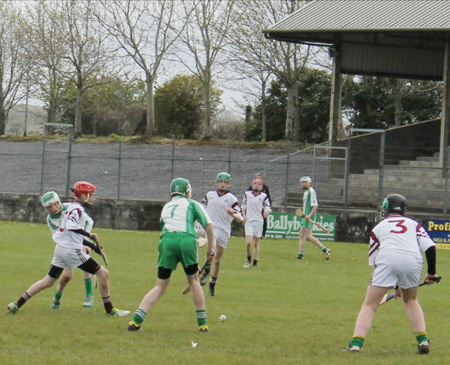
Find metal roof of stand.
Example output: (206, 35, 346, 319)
(264, 0, 450, 167)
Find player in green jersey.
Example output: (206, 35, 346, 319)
(297, 176, 331, 260)
(128, 178, 216, 332)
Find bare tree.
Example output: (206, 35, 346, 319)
(56, 0, 112, 136)
(24, 0, 67, 126)
(233, 0, 318, 141)
(180, 0, 236, 139)
(229, 68, 273, 141)
(97, 0, 185, 139)
(0, 2, 28, 135)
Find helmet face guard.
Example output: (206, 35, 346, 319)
(381, 194, 406, 218)
(216, 172, 231, 192)
(300, 176, 312, 184)
(41, 191, 61, 208)
(72, 181, 97, 203)
(252, 178, 263, 192)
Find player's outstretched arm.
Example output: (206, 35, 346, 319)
(227, 207, 243, 222)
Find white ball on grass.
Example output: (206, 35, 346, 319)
(219, 314, 227, 322)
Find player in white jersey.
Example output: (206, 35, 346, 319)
(201, 172, 243, 296)
(242, 178, 271, 268)
(128, 178, 216, 332)
(8, 181, 129, 318)
(348, 194, 437, 354)
(41, 191, 96, 309)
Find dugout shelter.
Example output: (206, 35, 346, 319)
(264, 0, 450, 169)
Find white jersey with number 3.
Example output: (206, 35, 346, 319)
(369, 214, 435, 267)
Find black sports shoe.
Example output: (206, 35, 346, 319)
(418, 341, 430, 354)
(127, 321, 141, 331)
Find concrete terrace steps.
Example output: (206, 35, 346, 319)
(285, 153, 449, 210)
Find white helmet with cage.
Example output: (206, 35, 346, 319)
(41, 191, 61, 208)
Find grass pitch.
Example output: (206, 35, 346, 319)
(1, 221, 450, 364)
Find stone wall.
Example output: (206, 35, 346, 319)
(6, 193, 433, 243)
(0, 193, 245, 236)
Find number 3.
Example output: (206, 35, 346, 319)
(389, 219, 407, 234)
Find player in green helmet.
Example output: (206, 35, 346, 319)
(128, 178, 216, 332)
(200, 172, 243, 296)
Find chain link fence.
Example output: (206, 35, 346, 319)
(0, 136, 317, 209)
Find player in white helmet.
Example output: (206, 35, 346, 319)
(41, 191, 96, 309)
(201, 172, 243, 296)
(8, 181, 129, 318)
(297, 176, 331, 260)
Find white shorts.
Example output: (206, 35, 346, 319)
(214, 228, 230, 249)
(245, 221, 263, 238)
(371, 251, 423, 289)
(51, 244, 91, 269)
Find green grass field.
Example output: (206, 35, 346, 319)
(1, 221, 450, 364)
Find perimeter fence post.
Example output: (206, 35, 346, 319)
(117, 139, 122, 200)
(378, 131, 386, 211)
(171, 140, 175, 180)
(228, 141, 232, 173)
(283, 142, 291, 212)
(40, 139, 47, 195)
(65, 128, 73, 197)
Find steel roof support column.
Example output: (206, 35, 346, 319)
(328, 44, 342, 147)
(440, 39, 450, 170)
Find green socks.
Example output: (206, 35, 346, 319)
(196, 309, 207, 326)
(84, 277, 94, 297)
(350, 336, 364, 348)
(321, 246, 327, 253)
(132, 309, 147, 326)
(415, 331, 429, 344)
(54, 290, 63, 302)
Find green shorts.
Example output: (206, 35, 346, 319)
(300, 217, 314, 229)
(158, 232, 198, 270)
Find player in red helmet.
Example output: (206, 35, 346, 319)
(72, 181, 97, 202)
(242, 178, 271, 268)
(8, 181, 129, 318)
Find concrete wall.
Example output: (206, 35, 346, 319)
(0, 193, 245, 236)
(6, 193, 424, 243)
